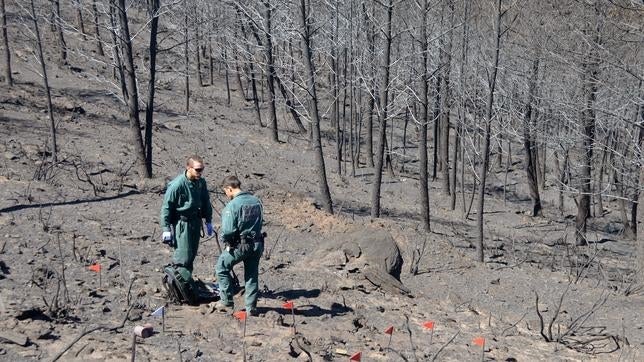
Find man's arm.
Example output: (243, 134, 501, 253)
(160, 183, 178, 232)
(219, 204, 238, 244)
(201, 179, 213, 224)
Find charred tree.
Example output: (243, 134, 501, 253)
(418, 0, 431, 232)
(75, 0, 86, 38)
(91, 0, 104, 56)
(299, 0, 333, 214)
(370, 0, 393, 219)
(1, 0, 12, 86)
(363, 3, 375, 167)
(30, 0, 57, 162)
(439, 0, 454, 195)
(238, 13, 263, 127)
(476, 0, 504, 263)
(144, 0, 160, 177)
(523, 57, 542, 216)
(451, 0, 469, 211)
(184, 9, 190, 113)
(263, 0, 278, 142)
(114, 0, 149, 178)
(51, 0, 67, 64)
(575, 14, 601, 246)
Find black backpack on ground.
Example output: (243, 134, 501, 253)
(162, 264, 219, 305)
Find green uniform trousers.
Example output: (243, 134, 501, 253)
(215, 241, 264, 309)
(173, 219, 202, 282)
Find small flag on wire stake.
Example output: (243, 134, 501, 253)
(151, 305, 166, 333)
(349, 351, 361, 361)
(282, 300, 296, 334)
(384, 326, 394, 350)
(422, 321, 435, 330)
(422, 320, 435, 346)
(233, 311, 247, 336)
(88, 263, 101, 287)
(233, 311, 248, 362)
(473, 336, 485, 362)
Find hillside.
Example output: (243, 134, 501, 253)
(0, 1, 642, 361)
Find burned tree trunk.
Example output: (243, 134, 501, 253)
(452, 0, 469, 211)
(115, 0, 148, 178)
(275, 74, 306, 133)
(91, 0, 104, 56)
(476, 0, 504, 263)
(575, 48, 599, 246)
(299, 0, 333, 214)
(51, 0, 67, 64)
(632, 101, 643, 240)
(523, 57, 542, 217)
(1, 0, 12, 86)
(184, 10, 190, 113)
(75, 0, 86, 39)
(143, 0, 160, 177)
(363, 3, 375, 168)
(418, 0, 430, 232)
(636, 101, 643, 281)
(238, 14, 262, 127)
(370, 0, 393, 219)
(439, 0, 454, 196)
(263, 0, 278, 142)
(30, 0, 57, 162)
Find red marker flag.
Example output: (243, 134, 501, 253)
(473, 337, 485, 347)
(422, 321, 435, 330)
(282, 301, 294, 310)
(384, 326, 394, 335)
(349, 351, 361, 361)
(88, 264, 101, 272)
(233, 311, 247, 321)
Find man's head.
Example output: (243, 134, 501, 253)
(185, 155, 205, 181)
(221, 175, 241, 200)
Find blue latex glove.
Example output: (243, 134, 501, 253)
(206, 223, 214, 237)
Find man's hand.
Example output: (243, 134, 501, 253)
(162, 231, 172, 246)
(206, 223, 214, 237)
(239, 241, 251, 254)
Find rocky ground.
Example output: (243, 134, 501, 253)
(1, 4, 643, 361)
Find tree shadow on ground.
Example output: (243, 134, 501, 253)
(0, 190, 140, 213)
(257, 302, 353, 318)
(258, 288, 353, 317)
(263, 288, 321, 300)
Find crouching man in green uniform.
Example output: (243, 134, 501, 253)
(215, 175, 264, 315)
(160, 155, 213, 303)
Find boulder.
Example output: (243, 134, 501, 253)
(313, 229, 409, 295)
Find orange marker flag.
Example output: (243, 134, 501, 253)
(349, 351, 361, 361)
(283, 301, 296, 334)
(88, 263, 102, 287)
(233, 311, 247, 321)
(473, 337, 485, 347)
(384, 325, 394, 350)
(423, 321, 436, 347)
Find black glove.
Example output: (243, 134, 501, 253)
(238, 241, 251, 254)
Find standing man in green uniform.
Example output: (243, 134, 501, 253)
(160, 155, 213, 299)
(215, 175, 264, 316)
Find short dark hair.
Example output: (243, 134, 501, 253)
(186, 155, 204, 166)
(221, 175, 241, 189)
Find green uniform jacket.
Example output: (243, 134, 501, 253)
(220, 191, 263, 244)
(160, 172, 213, 232)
